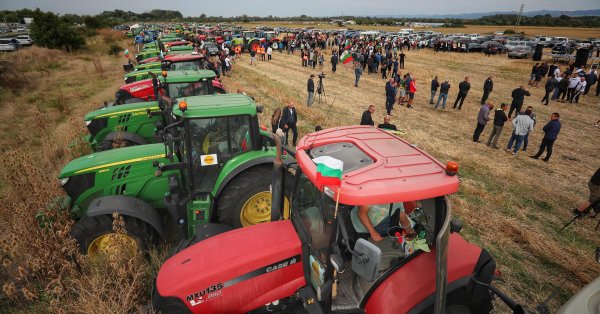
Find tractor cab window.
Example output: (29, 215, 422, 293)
(169, 61, 201, 71)
(167, 81, 210, 98)
(185, 116, 253, 192)
(293, 173, 337, 263)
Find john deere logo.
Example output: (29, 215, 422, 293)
(200, 154, 218, 166)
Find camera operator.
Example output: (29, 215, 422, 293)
(307, 74, 315, 107)
(573, 167, 600, 217)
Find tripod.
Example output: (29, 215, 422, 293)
(317, 75, 326, 104)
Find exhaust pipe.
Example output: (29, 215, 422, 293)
(270, 133, 284, 222)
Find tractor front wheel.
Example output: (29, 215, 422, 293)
(70, 214, 158, 257)
(248, 40, 260, 53)
(217, 166, 290, 228)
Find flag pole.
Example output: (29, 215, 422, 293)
(333, 186, 341, 219)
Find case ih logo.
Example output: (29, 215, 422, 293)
(186, 283, 223, 307)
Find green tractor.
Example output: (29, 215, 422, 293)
(231, 31, 262, 52)
(123, 54, 206, 84)
(61, 94, 291, 256)
(87, 70, 225, 151)
(136, 44, 194, 63)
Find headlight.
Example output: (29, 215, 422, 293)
(85, 120, 92, 126)
(60, 177, 69, 186)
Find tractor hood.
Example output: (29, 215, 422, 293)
(84, 101, 160, 121)
(59, 143, 166, 178)
(154, 220, 305, 313)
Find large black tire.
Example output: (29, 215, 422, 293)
(217, 165, 288, 228)
(70, 214, 158, 256)
(214, 87, 226, 94)
(444, 286, 494, 314)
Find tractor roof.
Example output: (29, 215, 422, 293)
(162, 53, 205, 62)
(172, 94, 257, 119)
(85, 101, 160, 121)
(159, 70, 216, 83)
(295, 126, 459, 205)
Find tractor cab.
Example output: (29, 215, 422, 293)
(124, 54, 207, 84)
(113, 70, 225, 106)
(152, 126, 497, 313)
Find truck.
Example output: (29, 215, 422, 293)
(152, 126, 497, 313)
(61, 94, 290, 256)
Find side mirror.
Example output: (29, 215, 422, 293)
(351, 238, 381, 282)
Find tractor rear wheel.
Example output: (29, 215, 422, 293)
(70, 214, 158, 257)
(444, 286, 494, 314)
(217, 166, 290, 228)
(249, 40, 260, 52)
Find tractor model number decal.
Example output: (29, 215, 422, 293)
(186, 283, 223, 307)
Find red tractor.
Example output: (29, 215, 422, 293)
(152, 126, 497, 313)
(114, 70, 225, 105)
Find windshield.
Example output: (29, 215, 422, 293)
(184, 116, 254, 192)
(167, 81, 210, 98)
(169, 61, 201, 71)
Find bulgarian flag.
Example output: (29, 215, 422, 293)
(344, 39, 351, 50)
(340, 50, 353, 64)
(313, 156, 344, 187)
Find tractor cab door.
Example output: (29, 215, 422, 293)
(184, 115, 255, 194)
(291, 172, 339, 312)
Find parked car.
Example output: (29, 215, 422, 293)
(504, 40, 527, 51)
(0, 39, 17, 52)
(552, 45, 569, 55)
(201, 42, 219, 56)
(15, 35, 33, 46)
(482, 41, 504, 54)
(508, 46, 533, 59)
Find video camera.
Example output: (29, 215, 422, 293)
(318, 72, 326, 79)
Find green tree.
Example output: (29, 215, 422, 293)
(29, 9, 85, 52)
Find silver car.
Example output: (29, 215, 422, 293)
(508, 46, 533, 59)
(0, 39, 17, 52)
(15, 35, 33, 46)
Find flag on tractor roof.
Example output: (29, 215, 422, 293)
(313, 156, 343, 187)
(340, 50, 353, 65)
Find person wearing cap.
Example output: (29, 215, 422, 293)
(307, 74, 315, 107)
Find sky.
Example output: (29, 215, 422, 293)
(0, 0, 598, 17)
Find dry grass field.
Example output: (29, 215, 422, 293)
(0, 25, 599, 313)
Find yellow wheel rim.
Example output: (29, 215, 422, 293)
(240, 191, 290, 227)
(87, 233, 139, 257)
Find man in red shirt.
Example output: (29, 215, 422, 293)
(408, 78, 417, 109)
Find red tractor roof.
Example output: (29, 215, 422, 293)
(140, 53, 204, 64)
(295, 126, 459, 205)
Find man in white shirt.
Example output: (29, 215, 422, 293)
(566, 75, 580, 102)
(571, 76, 587, 103)
(506, 108, 534, 155)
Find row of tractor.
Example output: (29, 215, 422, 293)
(55, 31, 586, 314)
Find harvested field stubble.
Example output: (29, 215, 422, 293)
(223, 46, 600, 311)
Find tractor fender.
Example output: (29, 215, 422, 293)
(214, 157, 274, 197)
(104, 131, 148, 145)
(86, 195, 165, 239)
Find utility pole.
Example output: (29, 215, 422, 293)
(515, 4, 524, 28)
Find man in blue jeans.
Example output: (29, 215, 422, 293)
(506, 108, 534, 155)
(354, 64, 363, 87)
(435, 79, 451, 109)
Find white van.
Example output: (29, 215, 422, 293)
(398, 28, 414, 36)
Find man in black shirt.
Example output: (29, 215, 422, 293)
(573, 167, 600, 215)
(377, 115, 397, 130)
(430, 75, 440, 105)
(486, 103, 508, 149)
(331, 52, 338, 73)
(307, 74, 315, 107)
(360, 105, 375, 126)
(399, 50, 405, 69)
(481, 75, 494, 105)
(508, 85, 531, 118)
(453, 76, 470, 110)
(280, 103, 298, 146)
